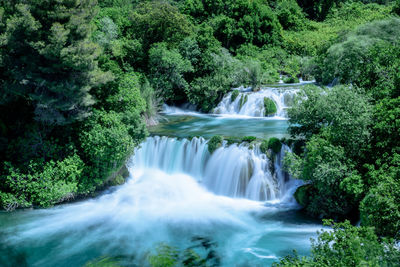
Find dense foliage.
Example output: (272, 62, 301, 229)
(0, 0, 148, 209)
(285, 1, 400, 240)
(1, 0, 399, 265)
(274, 220, 400, 266)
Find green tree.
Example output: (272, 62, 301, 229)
(181, 0, 282, 50)
(286, 135, 363, 218)
(148, 43, 193, 102)
(296, 0, 345, 21)
(79, 110, 135, 191)
(130, 1, 193, 49)
(288, 85, 372, 158)
(275, 0, 307, 31)
(0, 0, 112, 125)
(360, 154, 400, 238)
(315, 18, 400, 100)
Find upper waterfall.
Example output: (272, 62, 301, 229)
(213, 87, 299, 118)
(130, 136, 299, 202)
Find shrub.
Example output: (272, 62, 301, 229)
(149, 43, 193, 102)
(360, 155, 400, 238)
(285, 135, 364, 218)
(361, 178, 400, 238)
(315, 18, 400, 99)
(208, 135, 223, 154)
(268, 137, 282, 154)
(79, 111, 134, 191)
(274, 220, 400, 266)
(288, 85, 372, 158)
(394, 0, 400, 15)
(264, 97, 277, 116)
(1, 154, 83, 209)
(275, 0, 307, 31)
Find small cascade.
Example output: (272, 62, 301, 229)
(213, 87, 299, 118)
(131, 136, 297, 202)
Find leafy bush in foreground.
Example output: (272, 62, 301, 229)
(274, 220, 400, 266)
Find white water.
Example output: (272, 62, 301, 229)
(0, 136, 316, 267)
(213, 87, 299, 118)
(131, 136, 299, 202)
(162, 104, 205, 117)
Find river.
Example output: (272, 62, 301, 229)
(0, 83, 322, 267)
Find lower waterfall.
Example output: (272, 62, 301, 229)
(130, 136, 299, 202)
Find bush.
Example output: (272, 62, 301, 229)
(130, 1, 193, 48)
(184, 0, 282, 50)
(186, 49, 238, 112)
(0, 154, 83, 209)
(268, 137, 282, 154)
(315, 18, 400, 99)
(274, 220, 400, 266)
(263, 97, 277, 116)
(360, 154, 400, 238)
(79, 111, 135, 191)
(107, 72, 146, 114)
(149, 43, 193, 102)
(208, 135, 223, 154)
(288, 85, 372, 158)
(361, 178, 400, 238)
(275, 0, 307, 31)
(285, 135, 364, 218)
(394, 0, 400, 15)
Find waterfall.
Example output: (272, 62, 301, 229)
(130, 136, 298, 202)
(213, 87, 299, 118)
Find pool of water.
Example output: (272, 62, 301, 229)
(150, 114, 289, 139)
(0, 169, 321, 267)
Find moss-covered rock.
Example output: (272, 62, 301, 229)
(107, 165, 130, 186)
(224, 136, 240, 145)
(294, 184, 313, 207)
(242, 136, 257, 143)
(110, 174, 125, 186)
(231, 90, 240, 102)
(268, 137, 282, 154)
(239, 94, 248, 109)
(263, 97, 277, 116)
(283, 76, 299, 84)
(208, 135, 223, 154)
(260, 139, 269, 154)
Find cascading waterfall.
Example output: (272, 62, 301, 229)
(213, 87, 299, 118)
(130, 136, 298, 202)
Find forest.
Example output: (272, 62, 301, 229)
(0, 0, 400, 266)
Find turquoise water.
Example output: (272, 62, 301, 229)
(0, 110, 321, 267)
(150, 115, 289, 139)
